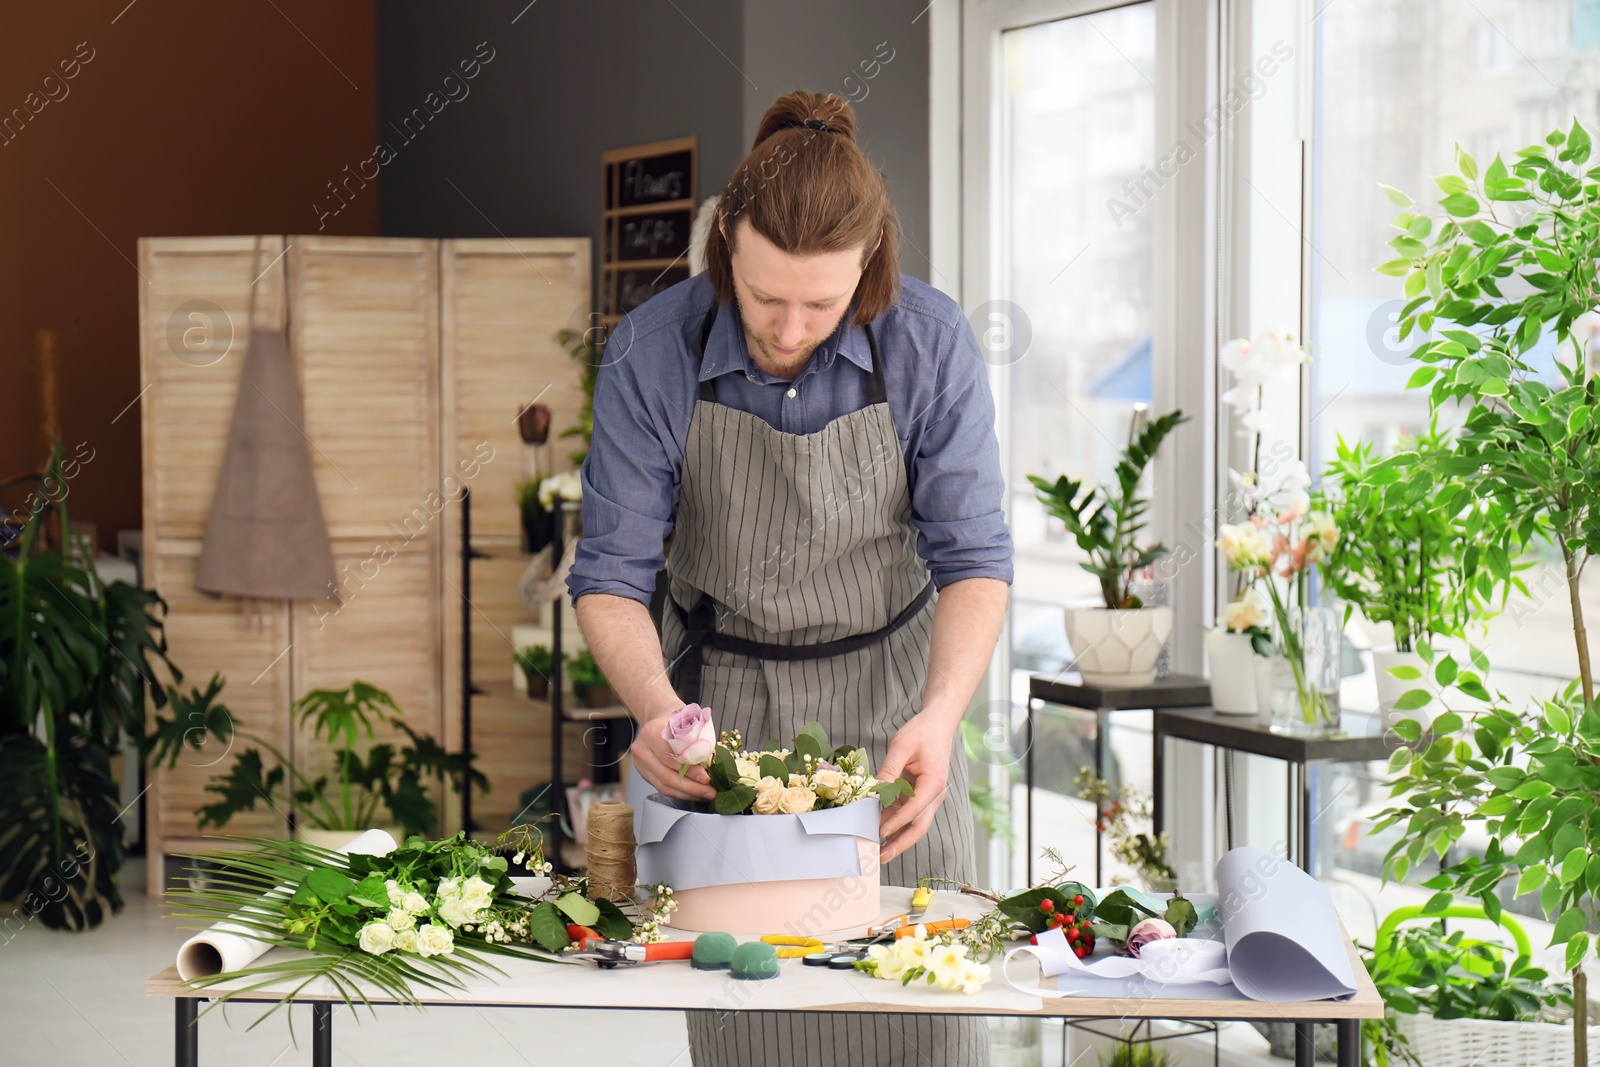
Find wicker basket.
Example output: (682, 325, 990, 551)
(1396, 1013, 1574, 1067)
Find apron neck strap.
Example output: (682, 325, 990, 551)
(694, 299, 886, 405)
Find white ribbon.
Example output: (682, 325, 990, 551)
(1002, 928, 1234, 999)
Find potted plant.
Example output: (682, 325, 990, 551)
(515, 477, 556, 554)
(1211, 329, 1310, 714)
(1371, 120, 1600, 1066)
(0, 444, 231, 930)
(1027, 408, 1188, 686)
(514, 644, 554, 700)
(197, 680, 488, 847)
(1361, 907, 1574, 1067)
(564, 649, 613, 709)
(1216, 464, 1344, 736)
(1319, 428, 1497, 718)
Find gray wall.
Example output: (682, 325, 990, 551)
(377, 0, 930, 283)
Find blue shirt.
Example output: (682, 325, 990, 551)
(567, 271, 1013, 606)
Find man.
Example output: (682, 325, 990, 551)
(568, 90, 1011, 1066)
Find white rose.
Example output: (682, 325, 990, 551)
(385, 879, 404, 906)
(358, 921, 395, 955)
(416, 923, 455, 957)
(435, 877, 461, 900)
(461, 876, 495, 910)
(734, 757, 760, 786)
(437, 895, 471, 929)
(811, 769, 845, 799)
(386, 907, 416, 932)
(779, 786, 817, 814)
(752, 781, 785, 815)
(401, 891, 429, 915)
(393, 928, 419, 953)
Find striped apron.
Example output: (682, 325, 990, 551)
(655, 299, 989, 1066)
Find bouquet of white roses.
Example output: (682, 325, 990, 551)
(663, 706, 913, 815)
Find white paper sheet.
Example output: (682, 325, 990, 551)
(175, 828, 397, 981)
(1002, 846, 1358, 1004)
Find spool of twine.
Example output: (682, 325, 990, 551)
(584, 800, 637, 903)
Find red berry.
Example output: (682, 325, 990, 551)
(1073, 895, 1085, 906)
(1039, 899, 1054, 913)
(1029, 934, 1038, 945)
(1074, 945, 1087, 959)
(1066, 927, 1079, 941)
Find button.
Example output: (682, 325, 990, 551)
(786, 387, 797, 398)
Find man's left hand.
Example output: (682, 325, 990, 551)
(876, 709, 957, 865)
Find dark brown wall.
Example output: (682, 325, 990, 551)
(0, 1, 378, 552)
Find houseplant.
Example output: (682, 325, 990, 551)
(1216, 468, 1343, 736)
(1027, 408, 1188, 686)
(0, 444, 229, 930)
(514, 644, 553, 700)
(1210, 328, 1309, 714)
(1361, 907, 1573, 1067)
(1319, 428, 1498, 717)
(564, 649, 612, 709)
(514, 477, 556, 554)
(1371, 119, 1600, 1065)
(196, 681, 487, 844)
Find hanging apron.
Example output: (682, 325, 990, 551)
(643, 299, 989, 1067)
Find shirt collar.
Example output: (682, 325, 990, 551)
(697, 299, 874, 383)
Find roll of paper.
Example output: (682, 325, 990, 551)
(175, 828, 397, 981)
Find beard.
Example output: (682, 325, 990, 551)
(734, 294, 848, 377)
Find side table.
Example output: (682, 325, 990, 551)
(1151, 706, 1397, 873)
(1025, 673, 1212, 885)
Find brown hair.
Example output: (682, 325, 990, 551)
(705, 90, 902, 325)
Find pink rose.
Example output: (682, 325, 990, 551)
(1126, 918, 1176, 958)
(664, 703, 716, 765)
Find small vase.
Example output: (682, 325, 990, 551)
(1269, 605, 1341, 738)
(1371, 648, 1436, 721)
(1204, 628, 1258, 715)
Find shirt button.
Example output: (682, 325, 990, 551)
(786, 387, 797, 398)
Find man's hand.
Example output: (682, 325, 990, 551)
(631, 710, 717, 802)
(876, 710, 957, 864)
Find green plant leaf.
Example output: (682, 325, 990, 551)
(554, 891, 600, 928)
(528, 900, 571, 952)
(305, 867, 355, 902)
(1515, 865, 1547, 897)
(1550, 906, 1588, 948)
(713, 784, 757, 815)
(758, 754, 789, 782)
(1379, 182, 1413, 206)
(1561, 847, 1588, 886)
(1567, 931, 1591, 973)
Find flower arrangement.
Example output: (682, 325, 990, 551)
(170, 824, 677, 1018)
(663, 705, 913, 815)
(1074, 768, 1177, 889)
(855, 924, 993, 994)
(1216, 464, 1343, 731)
(1217, 588, 1272, 652)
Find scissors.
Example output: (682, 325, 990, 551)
(869, 886, 972, 940)
(565, 925, 696, 969)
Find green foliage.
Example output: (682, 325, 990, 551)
(1027, 409, 1188, 609)
(0, 444, 187, 929)
(563, 648, 607, 690)
(693, 720, 912, 815)
(1097, 1043, 1174, 1067)
(555, 327, 602, 467)
(1362, 921, 1571, 1067)
(1319, 427, 1507, 652)
(513, 644, 553, 677)
(513, 477, 549, 525)
(198, 682, 487, 838)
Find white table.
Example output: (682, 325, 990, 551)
(148, 887, 1382, 1066)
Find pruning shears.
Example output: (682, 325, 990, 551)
(868, 886, 971, 940)
(565, 925, 696, 969)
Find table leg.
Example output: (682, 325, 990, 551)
(1152, 719, 1165, 837)
(1300, 763, 1314, 876)
(1336, 1018, 1360, 1067)
(312, 1002, 333, 1067)
(1294, 1022, 1314, 1067)
(1094, 709, 1105, 888)
(1026, 699, 1035, 887)
(174, 998, 198, 1067)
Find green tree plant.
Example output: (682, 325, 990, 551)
(1372, 118, 1600, 1065)
(1027, 409, 1188, 609)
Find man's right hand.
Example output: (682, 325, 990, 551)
(630, 710, 717, 802)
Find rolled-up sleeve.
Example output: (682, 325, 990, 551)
(567, 330, 682, 606)
(907, 318, 1014, 587)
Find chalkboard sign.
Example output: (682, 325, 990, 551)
(600, 136, 697, 321)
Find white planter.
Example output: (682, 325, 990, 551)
(1204, 629, 1259, 715)
(1372, 648, 1438, 721)
(1064, 607, 1173, 687)
(295, 826, 402, 851)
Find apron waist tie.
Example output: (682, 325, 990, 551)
(673, 580, 934, 703)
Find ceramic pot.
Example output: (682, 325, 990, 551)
(293, 827, 396, 851)
(579, 682, 616, 709)
(1372, 648, 1436, 720)
(1204, 629, 1258, 715)
(523, 669, 550, 700)
(1064, 607, 1173, 687)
